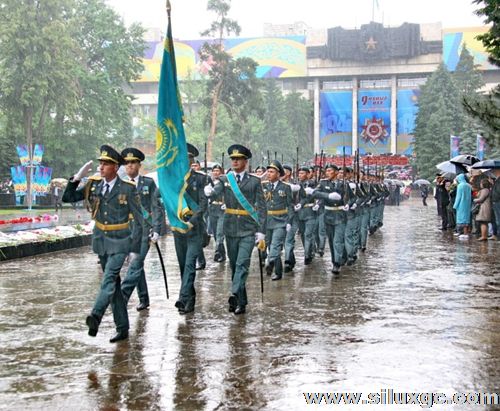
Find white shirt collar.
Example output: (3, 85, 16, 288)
(102, 176, 118, 194)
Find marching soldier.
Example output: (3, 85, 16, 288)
(204, 144, 267, 314)
(297, 166, 317, 265)
(173, 143, 208, 314)
(282, 164, 301, 272)
(62, 145, 143, 343)
(208, 164, 226, 262)
(263, 160, 293, 281)
(312, 164, 349, 274)
(343, 167, 360, 266)
(120, 147, 163, 311)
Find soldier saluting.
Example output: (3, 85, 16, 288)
(204, 144, 267, 315)
(62, 145, 143, 343)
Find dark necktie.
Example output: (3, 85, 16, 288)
(236, 174, 241, 184)
(103, 183, 110, 197)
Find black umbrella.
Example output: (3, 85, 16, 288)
(450, 154, 480, 166)
(471, 159, 500, 169)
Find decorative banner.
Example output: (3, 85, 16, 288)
(141, 36, 306, 82)
(396, 89, 419, 155)
(358, 90, 391, 155)
(319, 91, 353, 155)
(10, 166, 27, 196)
(32, 166, 52, 196)
(16, 145, 30, 166)
(32, 144, 44, 165)
(476, 134, 486, 161)
(450, 135, 460, 158)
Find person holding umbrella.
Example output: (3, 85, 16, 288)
(453, 174, 472, 240)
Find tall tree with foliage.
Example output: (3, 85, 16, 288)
(200, 0, 263, 161)
(463, 0, 500, 152)
(0, 0, 145, 185)
(0, 0, 79, 204)
(453, 45, 485, 154)
(414, 64, 460, 178)
(284, 91, 314, 164)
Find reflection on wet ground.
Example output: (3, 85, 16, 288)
(0, 199, 498, 410)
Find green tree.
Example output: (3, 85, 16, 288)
(284, 91, 314, 164)
(0, 0, 79, 204)
(453, 45, 484, 154)
(0, 0, 145, 186)
(463, 0, 500, 151)
(414, 64, 460, 178)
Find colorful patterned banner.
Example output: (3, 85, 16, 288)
(32, 144, 44, 166)
(320, 91, 353, 155)
(16, 145, 30, 166)
(450, 135, 460, 158)
(396, 89, 419, 155)
(140, 36, 306, 82)
(10, 166, 27, 196)
(476, 134, 486, 161)
(358, 90, 391, 155)
(33, 166, 52, 195)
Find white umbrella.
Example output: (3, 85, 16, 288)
(450, 154, 480, 166)
(436, 161, 467, 175)
(414, 179, 431, 186)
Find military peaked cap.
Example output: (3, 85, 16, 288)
(98, 145, 125, 165)
(121, 147, 145, 162)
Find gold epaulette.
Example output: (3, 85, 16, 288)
(88, 175, 102, 181)
(122, 179, 135, 186)
(261, 180, 269, 184)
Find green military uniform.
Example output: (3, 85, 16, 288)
(207, 165, 226, 262)
(173, 144, 208, 314)
(312, 166, 350, 273)
(122, 175, 163, 307)
(262, 160, 293, 281)
(208, 144, 266, 314)
(297, 174, 317, 264)
(62, 145, 143, 342)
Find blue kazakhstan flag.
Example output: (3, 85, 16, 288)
(156, 1, 192, 233)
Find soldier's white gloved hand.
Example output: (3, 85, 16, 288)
(305, 187, 314, 195)
(349, 182, 356, 189)
(328, 192, 341, 201)
(342, 204, 350, 211)
(149, 232, 160, 243)
(290, 184, 300, 192)
(255, 232, 265, 243)
(367, 200, 372, 205)
(351, 203, 357, 210)
(294, 203, 302, 211)
(286, 223, 292, 232)
(220, 204, 226, 210)
(312, 204, 320, 211)
(74, 160, 93, 181)
(128, 252, 139, 264)
(204, 184, 214, 197)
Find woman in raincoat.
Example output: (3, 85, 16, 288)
(453, 174, 472, 239)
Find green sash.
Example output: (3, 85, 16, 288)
(226, 172, 259, 223)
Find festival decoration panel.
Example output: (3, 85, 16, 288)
(139, 36, 306, 82)
(319, 91, 353, 155)
(396, 89, 419, 156)
(357, 89, 391, 155)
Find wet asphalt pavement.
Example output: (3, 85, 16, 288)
(0, 198, 499, 410)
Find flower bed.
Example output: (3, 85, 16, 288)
(0, 222, 94, 261)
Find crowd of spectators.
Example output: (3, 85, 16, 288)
(434, 169, 499, 241)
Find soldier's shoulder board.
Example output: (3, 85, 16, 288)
(88, 175, 102, 181)
(122, 179, 136, 186)
(261, 180, 269, 184)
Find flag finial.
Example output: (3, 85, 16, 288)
(166, 0, 171, 14)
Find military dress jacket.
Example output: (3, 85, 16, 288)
(62, 176, 143, 255)
(297, 179, 316, 221)
(180, 170, 208, 238)
(212, 172, 267, 237)
(312, 178, 351, 225)
(262, 180, 293, 229)
(132, 175, 163, 238)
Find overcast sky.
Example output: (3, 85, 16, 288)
(105, 0, 486, 39)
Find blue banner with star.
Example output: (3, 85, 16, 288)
(358, 89, 391, 155)
(156, 10, 191, 233)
